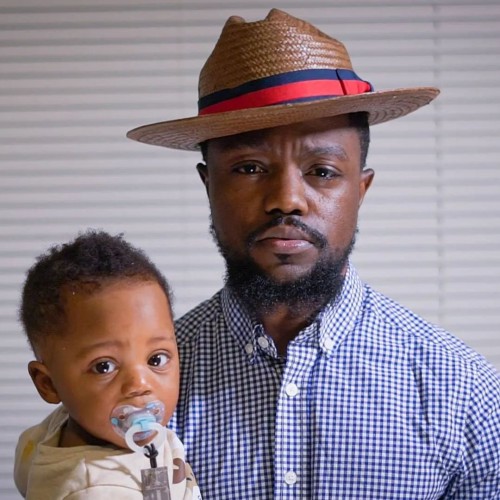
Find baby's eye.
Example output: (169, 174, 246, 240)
(148, 353, 169, 367)
(92, 360, 117, 374)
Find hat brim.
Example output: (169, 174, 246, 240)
(126, 87, 439, 151)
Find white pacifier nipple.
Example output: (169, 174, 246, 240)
(110, 400, 166, 454)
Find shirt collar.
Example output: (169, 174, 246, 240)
(220, 287, 259, 362)
(314, 263, 364, 356)
(220, 261, 365, 361)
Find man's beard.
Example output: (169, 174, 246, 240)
(210, 216, 355, 318)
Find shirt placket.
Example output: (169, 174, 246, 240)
(274, 340, 318, 499)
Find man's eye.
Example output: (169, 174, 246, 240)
(234, 163, 264, 174)
(308, 166, 339, 178)
(148, 353, 169, 367)
(92, 360, 117, 374)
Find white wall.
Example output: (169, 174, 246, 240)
(1, 1, 499, 497)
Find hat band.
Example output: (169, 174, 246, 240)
(198, 69, 373, 116)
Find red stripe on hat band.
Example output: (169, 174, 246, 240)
(199, 79, 372, 116)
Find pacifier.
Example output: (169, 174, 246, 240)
(110, 400, 166, 454)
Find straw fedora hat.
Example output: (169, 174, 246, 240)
(126, 8, 439, 151)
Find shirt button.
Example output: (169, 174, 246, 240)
(245, 343, 254, 354)
(323, 337, 334, 351)
(285, 383, 299, 397)
(257, 336, 269, 349)
(284, 471, 297, 485)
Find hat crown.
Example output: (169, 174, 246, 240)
(126, 8, 439, 151)
(199, 9, 354, 98)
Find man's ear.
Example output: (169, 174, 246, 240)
(28, 361, 61, 404)
(358, 168, 375, 207)
(196, 162, 209, 195)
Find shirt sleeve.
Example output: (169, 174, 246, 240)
(183, 460, 202, 500)
(446, 362, 500, 498)
(64, 485, 143, 499)
(166, 430, 202, 499)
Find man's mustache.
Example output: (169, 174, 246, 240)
(247, 216, 327, 249)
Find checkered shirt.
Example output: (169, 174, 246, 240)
(169, 264, 500, 499)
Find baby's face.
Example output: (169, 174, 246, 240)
(40, 280, 179, 449)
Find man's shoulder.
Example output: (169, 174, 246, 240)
(174, 290, 223, 343)
(362, 284, 499, 384)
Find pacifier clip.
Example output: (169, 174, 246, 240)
(141, 442, 171, 500)
(110, 401, 172, 499)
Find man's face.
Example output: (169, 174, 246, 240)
(199, 115, 374, 309)
(31, 280, 179, 449)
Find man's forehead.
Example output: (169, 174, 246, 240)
(209, 129, 269, 152)
(208, 115, 353, 152)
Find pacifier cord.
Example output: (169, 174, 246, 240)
(144, 442, 158, 469)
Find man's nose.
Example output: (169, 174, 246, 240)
(264, 166, 308, 216)
(121, 366, 152, 398)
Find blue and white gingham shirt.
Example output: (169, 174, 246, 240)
(170, 264, 500, 499)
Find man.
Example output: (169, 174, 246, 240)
(127, 9, 499, 499)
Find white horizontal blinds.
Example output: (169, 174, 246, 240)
(0, 1, 499, 498)
(352, 2, 500, 365)
(436, 4, 500, 361)
(0, 3, 222, 497)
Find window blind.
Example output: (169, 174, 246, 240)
(1, 1, 499, 497)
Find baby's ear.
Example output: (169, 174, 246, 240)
(28, 361, 61, 404)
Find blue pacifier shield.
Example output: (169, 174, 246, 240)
(110, 400, 166, 453)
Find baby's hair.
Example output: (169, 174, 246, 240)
(19, 229, 172, 354)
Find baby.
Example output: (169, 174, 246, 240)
(14, 230, 201, 499)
